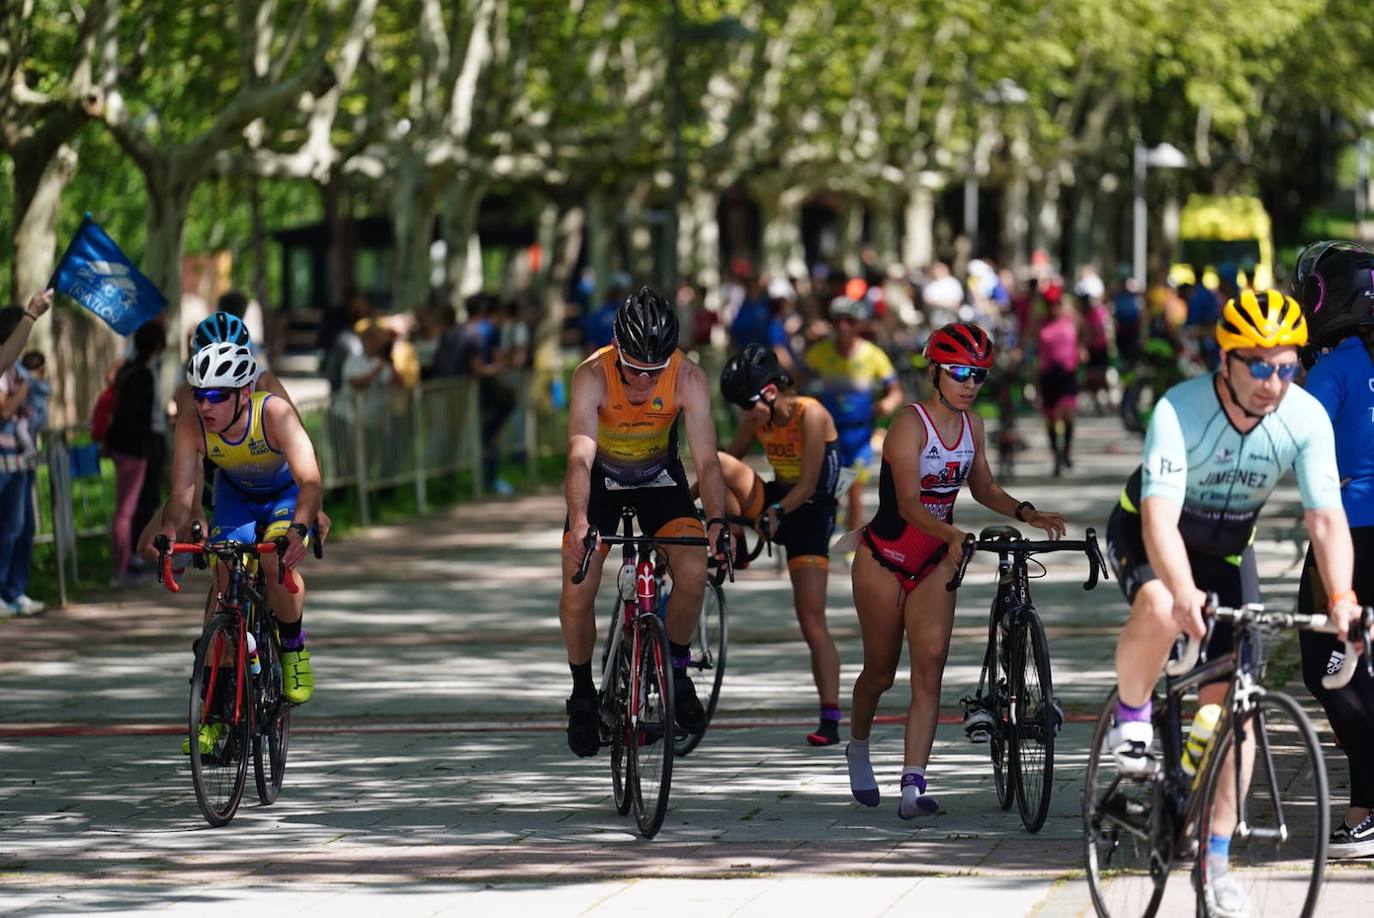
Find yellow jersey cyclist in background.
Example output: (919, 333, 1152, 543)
(716, 344, 845, 746)
(1105, 289, 1360, 917)
(561, 286, 729, 757)
(160, 342, 324, 753)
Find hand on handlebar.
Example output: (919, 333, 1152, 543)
(1328, 594, 1362, 646)
(945, 527, 970, 562)
(707, 519, 731, 563)
(1172, 587, 1209, 641)
(756, 505, 781, 542)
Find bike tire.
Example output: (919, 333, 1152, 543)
(1083, 689, 1168, 918)
(252, 617, 290, 805)
(674, 579, 727, 757)
(628, 612, 675, 838)
(1011, 609, 1055, 833)
(609, 640, 633, 816)
(189, 613, 250, 828)
(990, 606, 1014, 812)
(1194, 690, 1328, 918)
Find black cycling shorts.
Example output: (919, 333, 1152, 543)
(568, 459, 703, 540)
(1105, 504, 1259, 663)
(762, 479, 836, 563)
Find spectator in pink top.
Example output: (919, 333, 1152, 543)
(1036, 291, 1083, 476)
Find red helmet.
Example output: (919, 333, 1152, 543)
(925, 322, 994, 368)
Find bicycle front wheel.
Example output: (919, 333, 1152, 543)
(1011, 609, 1055, 833)
(990, 609, 1013, 811)
(628, 612, 675, 838)
(252, 620, 291, 805)
(189, 614, 250, 827)
(674, 580, 727, 757)
(1083, 690, 1168, 918)
(1195, 691, 1328, 918)
(608, 640, 633, 816)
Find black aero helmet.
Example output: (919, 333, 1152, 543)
(613, 285, 678, 365)
(720, 343, 791, 409)
(1292, 240, 1374, 349)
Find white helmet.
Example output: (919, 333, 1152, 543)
(187, 342, 256, 389)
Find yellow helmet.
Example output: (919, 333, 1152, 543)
(1215, 289, 1308, 350)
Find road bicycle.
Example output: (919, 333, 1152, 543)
(1083, 600, 1373, 918)
(948, 525, 1107, 832)
(574, 507, 732, 837)
(155, 524, 321, 828)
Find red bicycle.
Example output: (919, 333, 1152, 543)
(154, 526, 320, 827)
(573, 506, 732, 837)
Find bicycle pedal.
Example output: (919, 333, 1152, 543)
(965, 725, 992, 744)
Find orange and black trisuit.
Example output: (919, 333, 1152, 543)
(740, 396, 841, 570)
(575, 346, 704, 540)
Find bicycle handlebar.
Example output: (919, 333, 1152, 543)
(945, 528, 1108, 593)
(1166, 598, 1374, 690)
(153, 533, 307, 596)
(571, 528, 735, 585)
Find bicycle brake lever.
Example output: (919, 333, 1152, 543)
(945, 533, 976, 593)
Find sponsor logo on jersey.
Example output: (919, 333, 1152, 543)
(926, 445, 941, 458)
(1214, 447, 1235, 464)
(652, 397, 664, 411)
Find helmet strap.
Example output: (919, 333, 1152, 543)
(223, 389, 249, 433)
(933, 367, 961, 413)
(1220, 365, 1266, 421)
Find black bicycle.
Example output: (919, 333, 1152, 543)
(576, 507, 732, 837)
(1083, 600, 1374, 918)
(948, 525, 1107, 833)
(155, 524, 321, 827)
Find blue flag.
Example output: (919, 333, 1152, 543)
(49, 214, 166, 335)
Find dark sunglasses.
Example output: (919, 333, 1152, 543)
(1227, 352, 1300, 382)
(1294, 240, 1370, 291)
(192, 387, 236, 404)
(617, 358, 667, 381)
(941, 364, 989, 384)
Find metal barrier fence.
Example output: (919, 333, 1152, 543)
(33, 370, 565, 604)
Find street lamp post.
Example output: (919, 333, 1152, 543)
(1132, 141, 1188, 290)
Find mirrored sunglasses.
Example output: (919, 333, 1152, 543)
(941, 364, 989, 384)
(192, 388, 235, 404)
(1228, 353, 1300, 382)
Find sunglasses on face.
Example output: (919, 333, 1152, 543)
(941, 364, 989, 384)
(1227, 352, 1300, 382)
(617, 358, 667, 381)
(192, 388, 236, 404)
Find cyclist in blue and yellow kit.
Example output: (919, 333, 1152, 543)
(803, 296, 903, 536)
(160, 342, 323, 754)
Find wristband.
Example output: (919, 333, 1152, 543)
(1327, 589, 1358, 612)
(20, 311, 37, 322)
(706, 517, 728, 530)
(290, 522, 310, 540)
(1014, 501, 1035, 523)
(768, 502, 785, 516)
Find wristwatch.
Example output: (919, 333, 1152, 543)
(290, 522, 310, 540)
(1014, 501, 1035, 522)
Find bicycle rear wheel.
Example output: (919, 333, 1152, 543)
(628, 612, 675, 838)
(990, 608, 1013, 811)
(1083, 690, 1168, 918)
(189, 613, 250, 827)
(1011, 609, 1055, 832)
(608, 639, 633, 816)
(674, 580, 727, 757)
(253, 618, 290, 805)
(1194, 690, 1327, 918)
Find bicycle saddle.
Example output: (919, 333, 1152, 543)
(979, 525, 1022, 540)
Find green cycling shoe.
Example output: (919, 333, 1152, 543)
(282, 647, 314, 704)
(181, 720, 228, 755)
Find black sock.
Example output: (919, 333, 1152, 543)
(570, 661, 596, 699)
(669, 641, 691, 674)
(277, 617, 303, 643)
(1063, 420, 1075, 453)
(1046, 424, 1059, 454)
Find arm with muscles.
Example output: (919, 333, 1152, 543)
(564, 362, 603, 566)
(690, 416, 756, 502)
(1292, 405, 1360, 640)
(263, 398, 323, 570)
(762, 405, 828, 536)
(1137, 396, 1205, 638)
(680, 363, 729, 560)
(159, 413, 209, 544)
(253, 373, 330, 541)
(965, 414, 1066, 538)
(884, 409, 967, 559)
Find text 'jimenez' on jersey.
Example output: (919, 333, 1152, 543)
(1122, 373, 1342, 558)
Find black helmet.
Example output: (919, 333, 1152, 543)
(720, 343, 791, 409)
(613, 285, 678, 365)
(1293, 240, 1374, 349)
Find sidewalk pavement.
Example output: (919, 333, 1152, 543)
(1, 417, 1369, 915)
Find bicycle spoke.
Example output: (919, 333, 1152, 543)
(189, 614, 250, 827)
(628, 613, 674, 837)
(1012, 611, 1055, 832)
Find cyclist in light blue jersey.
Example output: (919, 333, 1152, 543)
(1294, 240, 1374, 858)
(1105, 289, 1360, 916)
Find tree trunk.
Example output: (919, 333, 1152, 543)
(837, 197, 864, 278)
(249, 176, 270, 308)
(390, 155, 439, 313)
(1002, 170, 1029, 277)
(622, 180, 655, 285)
(534, 199, 584, 373)
(142, 167, 196, 403)
(759, 185, 806, 280)
(1032, 169, 1063, 270)
(902, 183, 936, 270)
(691, 188, 722, 311)
(442, 176, 487, 312)
(869, 195, 898, 271)
(10, 142, 79, 357)
(586, 189, 612, 309)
